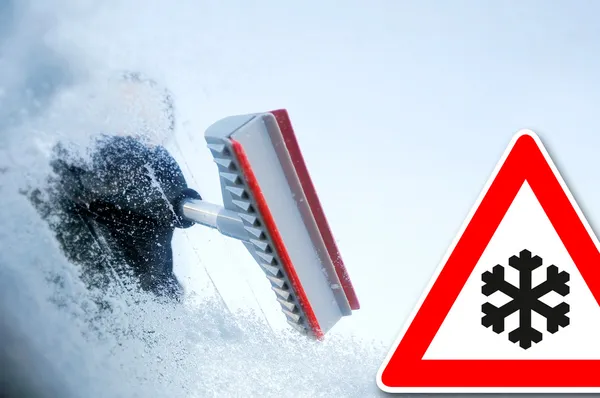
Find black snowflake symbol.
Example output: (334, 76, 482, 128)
(481, 249, 570, 349)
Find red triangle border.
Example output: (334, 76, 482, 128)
(377, 131, 600, 392)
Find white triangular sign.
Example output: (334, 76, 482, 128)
(377, 130, 600, 393)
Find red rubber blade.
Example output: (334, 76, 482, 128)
(231, 139, 325, 340)
(270, 109, 360, 310)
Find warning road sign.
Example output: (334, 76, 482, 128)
(377, 130, 600, 393)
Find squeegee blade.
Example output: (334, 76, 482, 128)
(204, 110, 359, 339)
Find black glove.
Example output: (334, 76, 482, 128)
(50, 135, 200, 299)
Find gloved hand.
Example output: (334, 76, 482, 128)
(49, 135, 200, 299)
(54, 135, 200, 228)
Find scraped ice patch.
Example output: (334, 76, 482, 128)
(1, 154, 382, 397)
(0, 167, 381, 397)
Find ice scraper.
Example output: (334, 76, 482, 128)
(178, 110, 360, 339)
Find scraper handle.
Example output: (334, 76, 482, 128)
(179, 198, 249, 242)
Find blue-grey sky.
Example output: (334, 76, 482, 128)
(151, 0, 600, 341)
(5, 0, 600, 344)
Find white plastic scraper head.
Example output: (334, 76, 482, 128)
(204, 109, 360, 339)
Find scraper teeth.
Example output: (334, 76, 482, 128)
(220, 172, 241, 184)
(277, 298, 296, 312)
(238, 213, 258, 226)
(214, 157, 234, 169)
(272, 286, 291, 300)
(244, 226, 264, 239)
(250, 239, 269, 251)
(257, 251, 275, 264)
(282, 309, 301, 323)
(226, 186, 246, 198)
(207, 143, 226, 154)
(287, 320, 308, 335)
(259, 263, 280, 276)
(267, 275, 286, 288)
(232, 200, 252, 212)
(210, 135, 312, 338)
